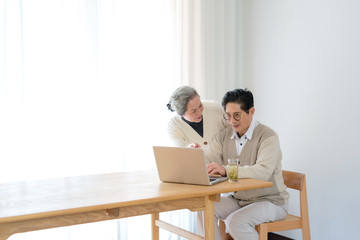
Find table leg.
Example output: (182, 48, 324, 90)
(204, 195, 215, 240)
(152, 212, 159, 240)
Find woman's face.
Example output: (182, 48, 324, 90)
(182, 95, 204, 123)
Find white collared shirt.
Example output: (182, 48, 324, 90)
(230, 118, 259, 156)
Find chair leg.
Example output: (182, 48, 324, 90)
(300, 179, 311, 240)
(256, 224, 268, 240)
(219, 220, 233, 240)
(219, 220, 227, 240)
(302, 225, 311, 240)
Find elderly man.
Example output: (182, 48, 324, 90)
(200, 88, 289, 240)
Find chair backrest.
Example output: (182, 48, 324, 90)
(222, 170, 311, 240)
(282, 170, 304, 191)
(282, 170, 311, 240)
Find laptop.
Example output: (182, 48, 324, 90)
(153, 146, 227, 186)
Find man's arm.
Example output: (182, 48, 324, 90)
(238, 135, 281, 181)
(204, 129, 225, 165)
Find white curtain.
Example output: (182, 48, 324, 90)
(0, 0, 185, 239)
(1, 0, 243, 239)
(0, 0, 178, 181)
(176, 0, 243, 101)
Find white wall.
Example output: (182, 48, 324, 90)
(242, 1, 360, 239)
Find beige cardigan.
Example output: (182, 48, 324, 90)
(167, 101, 228, 150)
(205, 123, 289, 207)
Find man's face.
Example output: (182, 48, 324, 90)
(182, 95, 204, 123)
(225, 102, 254, 136)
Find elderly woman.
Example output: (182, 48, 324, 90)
(167, 86, 228, 149)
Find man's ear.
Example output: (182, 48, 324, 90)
(249, 107, 255, 115)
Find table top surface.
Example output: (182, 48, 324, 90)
(0, 170, 272, 224)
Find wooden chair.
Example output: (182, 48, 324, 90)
(220, 170, 311, 240)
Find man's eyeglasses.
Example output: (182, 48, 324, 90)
(223, 112, 245, 121)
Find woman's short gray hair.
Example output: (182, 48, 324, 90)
(167, 86, 199, 115)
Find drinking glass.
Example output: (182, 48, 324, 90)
(227, 158, 239, 183)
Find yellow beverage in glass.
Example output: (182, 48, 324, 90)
(227, 158, 239, 183)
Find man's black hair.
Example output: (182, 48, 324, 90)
(221, 89, 254, 113)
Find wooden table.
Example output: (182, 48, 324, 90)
(0, 170, 272, 240)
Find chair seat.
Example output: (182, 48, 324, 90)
(262, 214, 301, 232)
